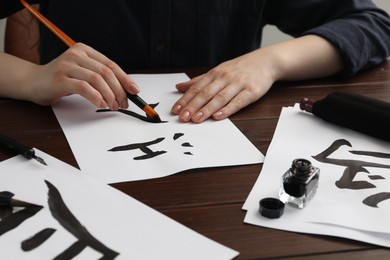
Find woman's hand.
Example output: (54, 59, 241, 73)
(171, 35, 344, 123)
(30, 43, 139, 109)
(0, 43, 139, 110)
(171, 50, 276, 123)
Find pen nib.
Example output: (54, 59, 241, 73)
(34, 155, 47, 166)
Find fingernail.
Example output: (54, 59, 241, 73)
(130, 82, 140, 92)
(213, 111, 223, 119)
(180, 111, 191, 122)
(192, 111, 203, 122)
(172, 104, 182, 114)
(100, 100, 108, 108)
(121, 100, 129, 109)
(112, 101, 119, 110)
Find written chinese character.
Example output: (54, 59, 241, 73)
(108, 132, 194, 160)
(313, 139, 390, 208)
(0, 181, 119, 258)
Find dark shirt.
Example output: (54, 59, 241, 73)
(1, 0, 390, 76)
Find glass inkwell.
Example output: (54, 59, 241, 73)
(279, 158, 320, 209)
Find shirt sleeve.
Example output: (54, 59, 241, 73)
(264, 0, 390, 77)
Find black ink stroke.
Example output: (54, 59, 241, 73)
(363, 192, 390, 208)
(0, 191, 43, 236)
(335, 165, 375, 189)
(350, 150, 390, 159)
(96, 103, 167, 123)
(0, 206, 12, 219)
(45, 180, 119, 259)
(181, 142, 193, 147)
(312, 139, 390, 208)
(313, 139, 390, 169)
(108, 132, 194, 160)
(21, 228, 56, 251)
(0, 191, 14, 219)
(173, 133, 184, 140)
(0, 191, 14, 200)
(56, 240, 91, 259)
(109, 137, 167, 160)
(368, 175, 385, 180)
(313, 139, 390, 190)
(173, 133, 194, 155)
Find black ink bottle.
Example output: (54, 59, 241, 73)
(279, 159, 320, 209)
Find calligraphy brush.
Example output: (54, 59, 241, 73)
(19, 0, 162, 122)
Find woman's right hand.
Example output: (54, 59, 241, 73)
(27, 43, 139, 109)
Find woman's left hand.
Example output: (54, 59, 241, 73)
(171, 50, 276, 123)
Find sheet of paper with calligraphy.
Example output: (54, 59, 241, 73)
(52, 73, 263, 183)
(0, 151, 238, 259)
(243, 104, 390, 247)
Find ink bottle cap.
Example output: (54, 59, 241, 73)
(279, 158, 320, 209)
(259, 198, 285, 219)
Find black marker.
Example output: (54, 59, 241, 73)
(0, 133, 47, 165)
(300, 91, 390, 142)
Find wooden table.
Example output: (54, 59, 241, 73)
(1, 60, 390, 259)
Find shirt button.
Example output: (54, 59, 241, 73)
(155, 43, 166, 53)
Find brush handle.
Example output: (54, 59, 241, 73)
(126, 93, 148, 110)
(19, 0, 76, 47)
(0, 133, 35, 159)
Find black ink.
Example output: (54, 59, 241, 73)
(0, 191, 14, 208)
(174, 133, 194, 155)
(0, 191, 14, 199)
(313, 139, 390, 208)
(109, 137, 167, 160)
(108, 132, 194, 160)
(45, 180, 119, 259)
(0, 191, 14, 219)
(350, 150, 390, 159)
(96, 103, 167, 124)
(280, 159, 320, 208)
(368, 175, 385, 180)
(0, 207, 42, 236)
(335, 165, 375, 189)
(363, 192, 390, 208)
(22, 228, 56, 251)
(0, 191, 42, 236)
(0, 206, 12, 219)
(313, 139, 390, 190)
(173, 133, 184, 140)
(56, 240, 88, 260)
(313, 139, 390, 169)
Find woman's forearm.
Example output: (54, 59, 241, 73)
(0, 52, 39, 101)
(258, 34, 345, 82)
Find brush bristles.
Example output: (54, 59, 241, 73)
(144, 105, 162, 122)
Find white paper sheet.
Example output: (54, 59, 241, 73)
(52, 73, 263, 183)
(0, 151, 239, 259)
(243, 104, 390, 247)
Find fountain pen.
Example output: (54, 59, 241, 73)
(0, 133, 47, 166)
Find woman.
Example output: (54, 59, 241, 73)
(1, 0, 390, 123)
